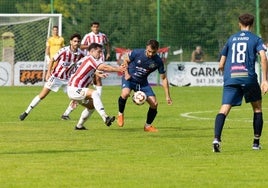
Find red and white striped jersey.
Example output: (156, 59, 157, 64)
(68, 55, 104, 88)
(81, 32, 109, 46)
(52, 46, 85, 80)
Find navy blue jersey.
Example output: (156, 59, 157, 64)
(128, 49, 165, 84)
(221, 30, 266, 85)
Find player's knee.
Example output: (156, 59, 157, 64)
(121, 91, 130, 99)
(149, 101, 158, 108)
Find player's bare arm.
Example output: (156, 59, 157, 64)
(80, 44, 89, 50)
(46, 59, 54, 81)
(97, 64, 126, 73)
(218, 56, 226, 72)
(122, 56, 131, 80)
(259, 50, 268, 94)
(160, 73, 172, 105)
(45, 44, 50, 62)
(105, 42, 111, 60)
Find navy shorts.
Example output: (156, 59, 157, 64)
(222, 83, 262, 106)
(121, 77, 155, 97)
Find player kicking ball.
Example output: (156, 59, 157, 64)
(117, 39, 172, 132)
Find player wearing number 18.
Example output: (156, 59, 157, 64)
(212, 13, 268, 152)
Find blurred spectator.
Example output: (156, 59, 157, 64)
(191, 45, 204, 63)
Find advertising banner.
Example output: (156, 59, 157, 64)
(13, 61, 158, 86)
(167, 62, 260, 86)
(12, 61, 261, 87)
(14, 61, 46, 86)
(0, 62, 12, 86)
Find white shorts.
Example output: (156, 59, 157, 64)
(67, 86, 89, 104)
(45, 75, 68, 92)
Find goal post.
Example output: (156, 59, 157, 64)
(0, 14, 62, 61)
(0, 14, 62, 85)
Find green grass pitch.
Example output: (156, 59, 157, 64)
(1, 86, 268, 187)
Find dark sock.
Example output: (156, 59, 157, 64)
(253, 138, 260, 145)
(118, 96, 127, 114)
(146, 108, 157, 124)
(214, 113, 226, 141)
(253, 112, 263, 137)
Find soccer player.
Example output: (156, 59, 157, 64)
(45, 25, 65, 63)
(45, 26, 77, 120)
(67, 43, 125, 130)
(19, 33, 85, 121)
(212, 13, 268, 152)
(117, 39, 172, 132)
(80, 21, 111, 97)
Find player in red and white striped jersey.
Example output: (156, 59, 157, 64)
(19, 33, 85, 121)
(80, 21, 111, 97)
(68, 55, 103, 88)
(49, 46, 84, 81)
(81, 21, 110, 60)
(67, 43, 126, 130)
(52, 42, 85, 120)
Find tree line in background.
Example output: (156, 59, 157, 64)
(1, 0, 268, 61)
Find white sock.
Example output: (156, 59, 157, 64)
(95, 86, 102, 96)
(25, 95, 41, 114)
(76, 108, 94, 128)
(63, 100, 78, 116)
(63, 106, 73, 116)
(91, 90, 107, 122)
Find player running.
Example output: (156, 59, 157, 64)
(19, 33, 85, 121)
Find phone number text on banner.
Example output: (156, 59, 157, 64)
(167, 62, 260, 86)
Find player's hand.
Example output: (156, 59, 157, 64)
(95, 70, 108, 78)
(261, 81, 268, 95)
(166, 97, 172, 105)
(218, 65, 224, 72)
(120, 62, 128, 68)
(119, 64, 127, 73)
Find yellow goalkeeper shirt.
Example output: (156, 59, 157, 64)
(47, 36, 65, 58)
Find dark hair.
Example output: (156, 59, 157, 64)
(90, 21, 100, 27)
(239, 13, 254, 27)
(52, 25, 58, 29)
(70, 33, 81, 41)
(88, 43, 103, 51)
(146, 39, 159, 50)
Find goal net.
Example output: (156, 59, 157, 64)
(0, 14, 62, 62)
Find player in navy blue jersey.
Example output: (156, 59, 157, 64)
(212, 13, 268, 152)
(117, 39, 172, 132)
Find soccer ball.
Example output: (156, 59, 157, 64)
(132, 91, 147, 105)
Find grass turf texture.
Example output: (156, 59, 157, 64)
(1, 86, 268, 187)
